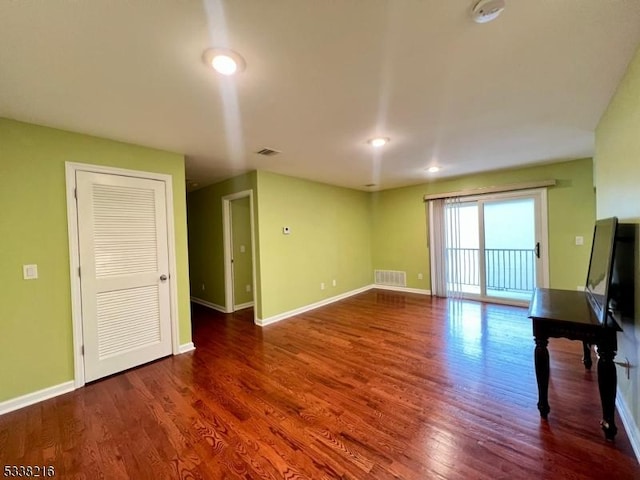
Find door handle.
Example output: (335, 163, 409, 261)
(535, 242, 540, 259)
(160, 274, 168, 282)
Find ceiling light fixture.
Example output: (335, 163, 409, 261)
(202, 48, 246, 75)
(471, 0, 505, 24)
(427, 166, 441, 173)
(368, 137, 389, 148)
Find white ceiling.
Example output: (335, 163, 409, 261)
(1, 1, 639, 191)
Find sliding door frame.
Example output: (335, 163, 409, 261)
(452, 188, 549, 306)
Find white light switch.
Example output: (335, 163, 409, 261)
(240, 245, 246, 253)
(23, 264, 38, 280)
(575, 236, 584, 246)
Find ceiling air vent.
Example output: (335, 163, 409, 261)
(256, 148, 281, 156)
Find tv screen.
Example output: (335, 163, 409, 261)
(586, 217, 618, 324)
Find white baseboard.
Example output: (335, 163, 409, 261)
(191, 296, 228, 313)
(178, 342, 196, 354)
(372, 284, 431, 295)
(0, 381, 75, 416)
(617, 388, 640, 464)
(256, 285, 373, 327)
(234, 301, 254, 310)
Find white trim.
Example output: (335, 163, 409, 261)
(373, 285, 432, 295)
(222, 195, 233, 312)
(178, 342, 196, 354)
(222, 190, 258, 323)
(423, 179, 556, 201)
(256, 285, 373, 327)
(0, 381, 75, 416)
(234, 301, 255, 310)
(616, 389, 640, 464)
(65, 162, 180, 388)
(191, 296, 227, 313)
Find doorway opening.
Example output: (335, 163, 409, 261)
(222, 190, 257, 321)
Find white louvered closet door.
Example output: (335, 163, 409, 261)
(76, 171, 172, 382)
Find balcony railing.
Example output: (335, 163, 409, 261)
(445, 247, 536, 293)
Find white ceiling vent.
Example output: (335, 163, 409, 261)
(471, 0, 505, 24)
(256, 148, 281, 156)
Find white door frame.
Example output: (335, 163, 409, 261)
(222, 190, 258, 323)
(472, 188, 549, 290)
(65, 162, 180, 388)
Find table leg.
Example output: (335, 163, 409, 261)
(596, 344, 618, 440)
(534, 336, 550, 418)
(582, 342, 592, 370)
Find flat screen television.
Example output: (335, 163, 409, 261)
(585, 217, 618, 324)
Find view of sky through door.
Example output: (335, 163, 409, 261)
(484, 198, 536, 301)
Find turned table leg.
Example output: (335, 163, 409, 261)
(596, 343, 618, 440)
(534, 336, 550, 418)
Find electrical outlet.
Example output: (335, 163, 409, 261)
(320, 282, 325, 290)
(23, 264, 38, 280)
(332, 279, 336, 287)
(246, 284, 251, 292)
(418, 273, 423, 280)
(201, 283, 205, 291)
(575, 236, 584, 246)
(240, 245, 246, 253)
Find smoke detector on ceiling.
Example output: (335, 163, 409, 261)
(471, 0, 506, 24)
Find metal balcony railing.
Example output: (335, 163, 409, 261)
(445, 247, 536, 293)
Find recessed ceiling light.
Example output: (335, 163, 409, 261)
(202, 48, 246, 75)
(212, 55, 237, 75)
(427, 166, 441, 173)
(368, 137, 389, 148)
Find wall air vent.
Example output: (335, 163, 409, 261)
(375, 270, 407, 287)
(256, 148, 281, 156)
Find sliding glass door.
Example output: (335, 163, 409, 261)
(444, 190, 548, 304)
(483, 196, 540, 301)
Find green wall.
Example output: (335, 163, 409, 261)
(594, 44, 640, 439)
(0, 118, 191, 403)
(231, 196, 253, 306)
(255, 171, 372, 320)
(371, 158, 596, 291)
(187, 172, 257, 309)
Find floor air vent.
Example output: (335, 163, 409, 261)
(375, 270, 407, 287)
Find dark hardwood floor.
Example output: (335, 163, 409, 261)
(1, 290, 639, 479)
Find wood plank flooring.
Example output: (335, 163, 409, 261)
(1, 290, 639, 479)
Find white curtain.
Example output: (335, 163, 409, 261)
(429, 197, 463, 298)
(428, 199, 447, 297)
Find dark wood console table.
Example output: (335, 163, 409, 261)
(528, 288, 622, 440)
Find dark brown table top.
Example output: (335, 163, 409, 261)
(528, 288, 620, 330)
